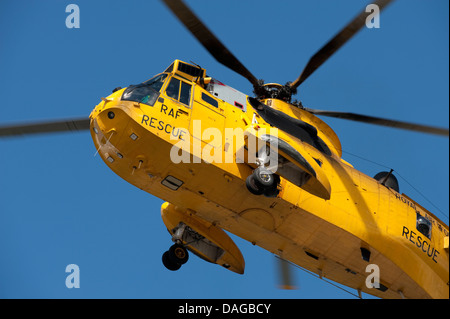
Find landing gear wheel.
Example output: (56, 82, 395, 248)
(162, 251, 181, 271)
(263, 174, 280, 198)
(246, 168, 280, 197)
(168, 244, 189, 265)
(253, 167, 275, 188)
(246, 174, 264, 195)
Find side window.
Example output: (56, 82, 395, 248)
(166, 78, 180, 100)
(180, 82, 191, 106)
(165, 77, 192, 106)
(201, 92, 218, 108)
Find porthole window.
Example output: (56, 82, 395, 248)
(416, 214, 432, 239)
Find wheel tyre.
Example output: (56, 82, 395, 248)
(168, 244, 189, 265)
(253, 167, 275, 188)
(246, 174, 264, 195)
(262, 173, 280, 197)
(263, 184, 279, 198)
(162, 251, 181, 271)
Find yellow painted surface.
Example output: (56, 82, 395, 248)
(161, 202, 245, 274)
(89, 60, 449, 299)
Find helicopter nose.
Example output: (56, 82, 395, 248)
(90, 108, 128, 166)
(89, 94, 128, 161)
(90, 86, 126, 120)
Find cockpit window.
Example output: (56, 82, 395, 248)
(143, 73, 168, 92)
(122, 84, 159, 106)
(165, 77, 192, 106)
(165, 77, 180, 100)
(121, 74, 168, 106)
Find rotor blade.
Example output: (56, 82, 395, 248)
(0, 117, 91, 138)
(304, 108, 449, 137)
(290, 0, 394, 90)
(162, 0, 259, 88)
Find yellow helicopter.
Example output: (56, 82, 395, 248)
(0, 0, 448, 299)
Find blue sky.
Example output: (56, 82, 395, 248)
(0, 0, 448, 299)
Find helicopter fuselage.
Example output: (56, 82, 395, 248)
(89, 60, 449, 299)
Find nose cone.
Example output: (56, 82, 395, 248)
(89, 87, 126, 121)
(89, 87, 131, 165)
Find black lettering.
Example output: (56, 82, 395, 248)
(402, 226, 409, 238)
(168, 108, 175, 118)
(142, 115, 149, 125)
(171, 128, 180, 138)
(402, 225, 439, 264)
(432, 249, 439, 263)
(426, 245, 435, 258)
(409, 230, 416, 245)
(422, 240, 428, 253)
(416, 235, 422, 249)
(160, 104, 168, 114)
(157, 120, 164, 131)
(165, 124, 172, 134)
(149, 117, 157, 128)
(175, 110, 182, 119)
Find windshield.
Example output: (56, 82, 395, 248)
(143, 73, 168, 92)
(121, 73, 168, 106)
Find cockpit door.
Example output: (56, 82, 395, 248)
(159, 76, 192, 135)
(189, 87, 225, 162)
